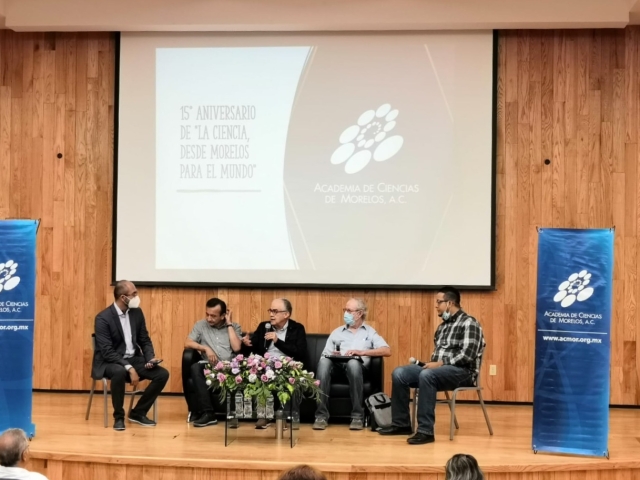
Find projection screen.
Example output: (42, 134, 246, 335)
(115, 31, 496, 288)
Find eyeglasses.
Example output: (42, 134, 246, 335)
(342, 308, 362, 314)
(267, 309, 288, 314)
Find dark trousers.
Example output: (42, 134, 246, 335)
(103, 356, 169, 420)
(191, 361, 215, 414)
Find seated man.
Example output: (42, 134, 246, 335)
(0, 428, 48, 480)
(242, 298, 307, 428)
(184, 297, 243, 427)
(313, 298, 390, 431)
(379, 286, 485, 445)
(93, 280, 169, 431)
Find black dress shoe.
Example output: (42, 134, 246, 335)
(193, 412, 218, 427)
(113, 418, 125, 431)
(378, 425, 413, 435)
(407, 433, 435, 445)
(128, 413, 157, 427)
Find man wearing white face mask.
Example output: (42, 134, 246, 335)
(92, 280, 169, 431)
(379, 286, 485, 445)
(313, 298, 390, 431)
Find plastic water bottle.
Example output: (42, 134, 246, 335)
(257, 400, 266, 419)
(243, 391, 253, 418)
(266, 395, 275, 419)
(234, 392, 244, 418)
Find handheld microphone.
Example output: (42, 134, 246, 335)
(409, 357, 426, 367)
(264, 322, 272, 349)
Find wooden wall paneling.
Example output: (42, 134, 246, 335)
(1, 28, 639, 403)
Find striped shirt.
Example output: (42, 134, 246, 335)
(431, 310, 485, 381)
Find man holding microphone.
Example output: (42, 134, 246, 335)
(379, 286, 485, 445)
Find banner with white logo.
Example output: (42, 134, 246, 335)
(0, 220, 39, 437)
(532, 228, 613, 457)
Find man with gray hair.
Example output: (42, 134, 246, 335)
(0, 428, 48, 479)
(313, 298, 391, 431)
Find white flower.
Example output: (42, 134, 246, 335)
(0, 260, 20, 293)
(553, 270, 594, 308)
(248, 373, 257, 383)
(266, 369, 275, 379)
(331, 104, 404, 174)
(205, 379, 212, 386)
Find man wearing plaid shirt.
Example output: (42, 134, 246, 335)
(379, 286, 485, 445)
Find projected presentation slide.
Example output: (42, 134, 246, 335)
(117, 32, 495, 287)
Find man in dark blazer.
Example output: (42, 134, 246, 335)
(242, 298, 307, 428)
(92, 280, 169, 431)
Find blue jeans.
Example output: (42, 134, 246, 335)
(315, 357, 367, 420)
(391, 364, 474, 435)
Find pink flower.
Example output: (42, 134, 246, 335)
(314, 380, 320, 386)
(217, 373, 227, 382)
(235, 375, 243, 384)
(203, 369, 211, 375)
(261, 374, 269, 382)
(215, 361, 224, 370)
(275, 361, 283, 369)
(231, 368, 240, 375)
(288, 377, 295, 384)
(264, 352, 271, 359)
(285, 357, 292, 362)
(250, 368, 258, 375)
(261, 362, 267, 369)
(236, 354, 244, 361)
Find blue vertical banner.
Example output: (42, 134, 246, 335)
(532, 228, 613, 457)
(0, 220, 39, 437)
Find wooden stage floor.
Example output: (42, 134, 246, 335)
(26, 392, 640, 480)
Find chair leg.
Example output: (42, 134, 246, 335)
(128, 388, 137, 417)
(85, 379, 96, 420)
(102, 379, 109, 428)
(411, 389, 418, 433)
(449, 391, 457, 441)
(444, 391, 459, 429)
(477, 389, 493, 435)
(153, 398, 158, 423)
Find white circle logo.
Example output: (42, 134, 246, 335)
(0, 260, 20, 293)
(553, 270, 594, 308)
(331, 104, 404, 174)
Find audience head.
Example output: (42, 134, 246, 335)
(0, 428, 30, 468)
(269, 298, 292, 327)
(444, 454, 484, 480)
(205, 297, 228, 327)
(343, 297, 367, 326)
(113, 280, 140, 310)
(278, 465, 327, 480)
(436, 286, 461, 319)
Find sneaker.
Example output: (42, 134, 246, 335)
(193, 412, 218, 427)
(113, 418, 125, 431)
(312, 418, 328, 430)
(128, 413, 156, 427)
(349, 418, 364, 430)
(378, 425, 413, 435)
(407, 432, 435, 445)
(255, 418, 269, 429)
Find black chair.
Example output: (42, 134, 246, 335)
(301, 333, 384, 426)
(182, 348, 226, 422)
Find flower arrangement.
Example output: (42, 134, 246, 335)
(204, 353, 322, 406)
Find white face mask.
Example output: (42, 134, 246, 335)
(125, 295, 141, 309)
(441, 302, 451, 320)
